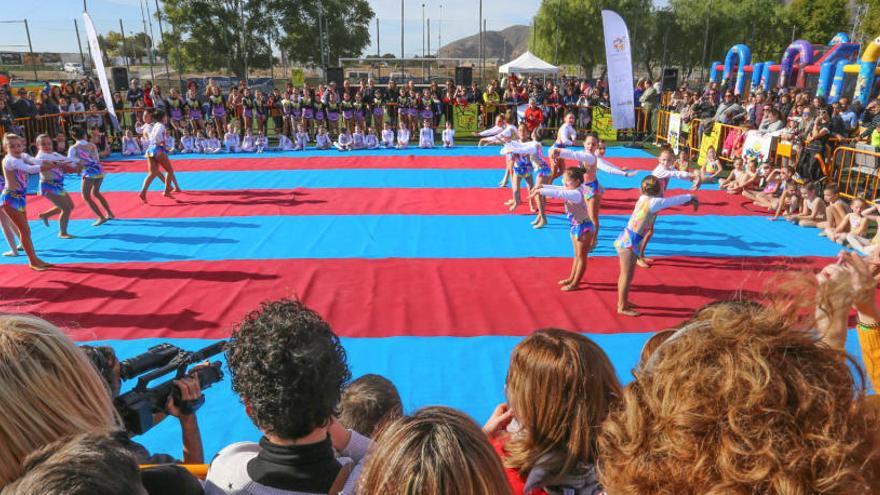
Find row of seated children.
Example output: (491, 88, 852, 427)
(674, 147, 724, 186)
(120, 120, 457, 154)
(719, 156, 880, 256)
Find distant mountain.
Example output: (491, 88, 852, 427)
(437, 25, 530, 62)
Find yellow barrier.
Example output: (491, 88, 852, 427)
(141, 463, 208, 480)
(829, 146, 880, 201)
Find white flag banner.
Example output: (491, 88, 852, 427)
(601, 10, 635, 130)
(667, 112, 681, 155)
(83, 12, 119, 131)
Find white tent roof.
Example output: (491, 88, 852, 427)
(498, 51, 559, 75)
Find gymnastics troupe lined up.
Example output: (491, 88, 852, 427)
(487, 111, 701, 316)
(3, 107, 702, 316)
(0, 108, 176, 271)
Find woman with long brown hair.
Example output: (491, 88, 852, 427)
(483, 328, 621, 495)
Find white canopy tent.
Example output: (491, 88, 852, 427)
(498, 51, 560, 75)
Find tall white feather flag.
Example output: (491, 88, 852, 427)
(83, 12, 120, 131)
(601, 10, 635, 130)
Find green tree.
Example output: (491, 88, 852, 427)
(855, 0, 880, 44)
(161, 0, 279, 77)
(787, 0, 850, 43)
(98, 31, 153, 65)
(666, 0, 789, 80)
(532, 0, 651, 76)
(276, 0, 374, 66)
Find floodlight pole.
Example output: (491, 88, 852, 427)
(24, 19, 37, 80)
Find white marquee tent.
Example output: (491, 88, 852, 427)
(498, 51, 560, 75)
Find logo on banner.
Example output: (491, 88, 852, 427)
(453, 104, 478, 134)
(612, 37, 626, 52)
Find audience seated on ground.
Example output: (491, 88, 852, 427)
(205, 298, 370, 495)
(483, 328, 621, 495)
(339, 373, 403, 438)
(358, 406, 512, 495)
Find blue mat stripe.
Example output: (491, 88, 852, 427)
(107, 146, 656, 161)
(85, 169, 715, 192)
(12, 214, 840, 265)
(91, 330, 866, 460)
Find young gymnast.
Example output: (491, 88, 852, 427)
(335, 128, 353, 151)
(277, 132, 295, 151)
(637, 148, 700, 266)
(381, 123, 395, 148)
(826, 197, 868, 244)
(137, 110, 182, 201)
(68, 126, 115, 225)
(442, 121, 455, 148)
(419, 120, 434, 149)
(549, 133, 635, 248)
(816, 184, 850, 234)
(240, 129, 256, 152)
(164, 132, 177, 154)
(255, 131, 268, 153)
(785, 183, 826, 226)
(180, 129, 196, 154)
(315, 126, 332, 150)
(718, 157, 745, 191)
(549, 112, 578, 180)
(294, 124, 309, 151)
(121, 129, 142, 156)
(530, 167, 597, 291)
(846, 206, 880, 255)
(0, 209, 18, 257)
(35, 134, 80, 239)
(473, 115, 516, 146)
(365, 128, 380, 149)
(674, 149, 691, 172)
(193, 131, 205, 153)
(352, 125, 366, 150)
(204, 129, 222, 154)
(699, 146, 723, 183)
(500, 132, 553, 228)
(396, 121, 410, 149)
(615, 175, 699, 316)
(224, 124, 241, 153)
(499, 125, 537, 214)
(1, 133, 63, 270)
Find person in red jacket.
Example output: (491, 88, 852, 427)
(523, 98, 544, 136)
(483, 329, 621, 495)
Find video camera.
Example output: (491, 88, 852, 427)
(114, 341, 226, 435)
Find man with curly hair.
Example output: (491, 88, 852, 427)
(204, 298, 371, 495)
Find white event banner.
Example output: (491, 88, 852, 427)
(83, 12, 119, 131)
(601, 10, 635, 130)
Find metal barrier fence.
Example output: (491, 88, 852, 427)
(829, 146, 880, 201)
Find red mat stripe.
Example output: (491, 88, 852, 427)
(26, 188, 759, 221)
(102, 156, 659, 173)
(0, 256, 829, 340)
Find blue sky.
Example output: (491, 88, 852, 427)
(0, 0, 541, 58)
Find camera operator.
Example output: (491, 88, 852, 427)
(81, 345, 205, 464)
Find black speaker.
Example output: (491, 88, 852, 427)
(326, 67, 344, 87)
(111, 67, 129, 92)
(661, 68, 679, 92)
(455, 66, 473, 87)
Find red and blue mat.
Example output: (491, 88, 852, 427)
(0, 145, 860, 458)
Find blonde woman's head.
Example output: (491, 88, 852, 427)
(0, 314, 119, 485)
(358, 406, 511, 495)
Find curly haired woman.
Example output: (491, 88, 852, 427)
(598, 266, 880, 495)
